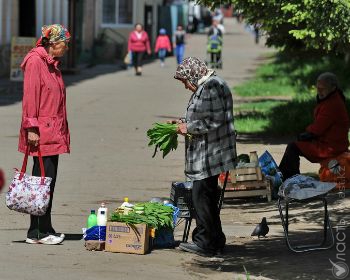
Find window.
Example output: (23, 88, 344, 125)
(102, 0, 133, 25)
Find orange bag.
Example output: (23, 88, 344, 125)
(319, 152, 350, 190)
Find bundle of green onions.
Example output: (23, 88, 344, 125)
(110, 202, 174, 229)
(147, 123, 178, 158)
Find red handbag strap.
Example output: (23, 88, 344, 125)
(19, 145, 45, 181)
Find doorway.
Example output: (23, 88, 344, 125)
(144, 5, 153, 45)
(19, 0, 36, 37)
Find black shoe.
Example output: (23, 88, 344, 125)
(215, 247, 225, 256)
(179, 242, 215, 257)
(135, 72, 142, 76)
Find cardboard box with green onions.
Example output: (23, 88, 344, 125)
(105, 202, 175, 254)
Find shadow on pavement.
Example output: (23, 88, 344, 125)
(64, 233, 83, 241)
(0, 64, 125, 107)
(236, 133, 291, 145)
(223, 194, 350, 226)
(188, 227, 350, 279)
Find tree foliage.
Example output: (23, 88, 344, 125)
(196, 0, 350, 54)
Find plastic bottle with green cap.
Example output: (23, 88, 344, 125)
(87, 209, 97, 228)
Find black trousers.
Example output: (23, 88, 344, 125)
(27, 155, 59, 239)
(210, 52, 221, 63)
(191, 175, 226, 251)
(133, 51, 144, 69)
(279, 142, 304, 180)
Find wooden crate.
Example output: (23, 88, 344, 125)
(224, 178, 272, 202)
(218, 168, 272, 202)
(230, 167, 263, 183)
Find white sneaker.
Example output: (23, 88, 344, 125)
(39, 234, 64, 245)
(25, 238, 40, 244)
(51, 233, 65, 239)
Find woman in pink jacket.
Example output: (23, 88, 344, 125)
(128, 23, 151, 76)
(18, 24, 71, 245)
(155, 28, 172, 67)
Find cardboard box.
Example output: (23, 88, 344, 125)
(105, 222, 149, 255)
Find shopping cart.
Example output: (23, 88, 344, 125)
(206, 34, 223, 69)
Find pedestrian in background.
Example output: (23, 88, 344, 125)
(19, 24, 71, 245)
(173, 25, 186, 64)
(171, 57, 237, 257)
(155, 28, 172, 67)
(128, 23, 151, 76)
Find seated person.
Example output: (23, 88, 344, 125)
(279, 72, 350, 180)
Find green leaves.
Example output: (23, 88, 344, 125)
(196, 0, 350, 55)
(110, 202, 175, 230)
(147, 123, 178, 158)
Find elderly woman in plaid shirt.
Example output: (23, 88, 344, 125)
(171, 57, 237, 257)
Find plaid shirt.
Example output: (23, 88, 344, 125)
(184, 75, 237, 181)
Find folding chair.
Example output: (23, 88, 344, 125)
(278, 192, 335, 253)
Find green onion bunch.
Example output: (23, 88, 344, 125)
(147, 123, 178, 158)
(110, 202, 174, 229)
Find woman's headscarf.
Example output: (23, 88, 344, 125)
(36, 24, 71, 47)
(174, 57, 212, 87)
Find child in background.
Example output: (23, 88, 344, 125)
(0, 169, 5, 192)
(155, 28, 172, 67)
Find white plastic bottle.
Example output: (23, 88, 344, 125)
(120, 197, 134, 215)
(97, 202, 108, 226)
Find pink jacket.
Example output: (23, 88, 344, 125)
(18, 46, 70, 157)
(128, 31, 151, 53)
(155, 35, 172, 53)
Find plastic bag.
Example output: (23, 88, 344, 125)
(258, 150, 283, 198)
(83, 226, 106, 241)
(278, 175, 336, 200)
(153, 227, 175, 248)
(319, 152, 350, 190)
(124, 51, 132, 66)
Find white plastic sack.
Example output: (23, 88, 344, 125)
(278, 175, 336, 200)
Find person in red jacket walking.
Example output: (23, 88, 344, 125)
(154, 28, 172, 67)
(128, 23, 151, 76)
(18, 24, 71, 245)
(279, 72, 350, 180)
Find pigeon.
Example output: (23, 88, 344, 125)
(251, 217, 269, 238)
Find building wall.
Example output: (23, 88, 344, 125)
(0, 0, 18, 45)
(0, 0, 19, 76)
(82, 0, 96, 51)
(0, 0, 70, 76)
(92, 0, 163, 62)
(35, 0, 69, 37)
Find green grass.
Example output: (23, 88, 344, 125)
(234, 53, 350, 135)
(236, 100, 287, 113)
(235, 62, 296, 97)
(234, 116, 269, 134)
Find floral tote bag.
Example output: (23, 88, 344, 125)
(5, 146, 52, 216)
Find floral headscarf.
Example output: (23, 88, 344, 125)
(36, 24, 71, 47)
(174, 57, 210, 87)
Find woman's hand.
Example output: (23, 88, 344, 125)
(177, 123, 188, 135)
(27, 128, 39, 147)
